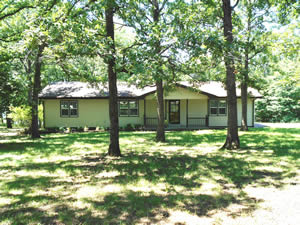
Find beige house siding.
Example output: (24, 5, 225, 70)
(44, 99, 144, 128)
(43, 86, 255, 128)
(145, 86, 208, 100)
(119, 99, 144, 127)
(145, 99, 157, 118)
(237, 98, 253, 126)
(188, 99, 208, 117)
(209, 98, 254, 127)
(44, 99, 109, 128)
(209, 116, 227, 127)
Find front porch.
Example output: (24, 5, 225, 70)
(143, 98, 209, 129)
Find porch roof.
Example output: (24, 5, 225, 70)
(39, 81, 262, 99)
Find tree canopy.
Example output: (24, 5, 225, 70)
(0, 0, 299, 149)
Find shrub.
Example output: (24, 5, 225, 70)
(59, 127, 66, 132)
(77, 127, 84, 132)
(46, 127, 59, 133)
(134, 124, 142, 130)
(9, 105, 43, 128)
(124, 123, 134, 131)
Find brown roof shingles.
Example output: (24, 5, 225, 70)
(39, 81, 262, 99)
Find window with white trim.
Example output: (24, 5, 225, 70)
(119, 100, 138, 116)
(60, 100, 78, 117)
(210, 100, 227, 116)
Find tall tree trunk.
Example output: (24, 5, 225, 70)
(241, 7, 251, 131)
(222, 0, 240, 149)
(153, 0, 165, 142)
(105, 1, 121, 156)
(240, 50, 249, 131)
(6, 108, 12, 128)
(6, 118, 12, 128)
(31, 44, 45, 139)
(156, 79, 165, 142)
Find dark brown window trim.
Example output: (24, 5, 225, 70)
(118, 99, 139, 117)
(169, 100, 180, 124)
(209, 99, 227, 116)
(60, 100, 79, 118)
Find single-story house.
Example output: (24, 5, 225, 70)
(38, 81, 262, 129)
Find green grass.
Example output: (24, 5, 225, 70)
(0, 126, 299, 224)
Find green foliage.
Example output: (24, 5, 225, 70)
(256, 82, 300, 122)
(9, 105, 43, 127)
(8, 105, 31, 127)
(124, 123, 134, 131)
(256, 23, 300, 123)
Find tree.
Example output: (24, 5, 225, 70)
(119, 0, 185, 142)
(105, 0, 121, 156)
(222, 0, 240, 149)
(234, 0, 299, 130)
(255, 24, 300, 122)
(31, 42, 46, 138)
(236, 0, 271, 131)
(151, 0, 166, 142)
(0, 0, 81, 137)
(0, 40, 28, 128)
(0, 0, 34, 22)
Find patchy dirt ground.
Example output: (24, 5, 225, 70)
(158, 180, 300, 225)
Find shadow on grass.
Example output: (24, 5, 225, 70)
(83, 191, 240, 224)
(0, 152, 293, 223)
(0, 128, 299, 224)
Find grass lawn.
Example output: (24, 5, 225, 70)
(0, 126, 299, 224)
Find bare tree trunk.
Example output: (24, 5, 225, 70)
(6, 108, 12, 128)
(31, 44, 45, 139)
(156, 79, 165, 142)
(222, 0, 240, 149)
(6, 118, 12, 128)
(240, 51, 249, 131)
(152, 0, 165, 142)
(241, 8, 252, 132)
(105, 1, 121, 156)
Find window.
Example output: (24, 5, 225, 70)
(60, 100, 78, 117)
(210, 100, 227, 116)
(119, 100, 138, 116)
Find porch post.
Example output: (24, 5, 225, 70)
(186, 99, 188, 128)
(144, 99, 146, 126)
(42, 101, 46, 128)
(207, 98, 210, 127)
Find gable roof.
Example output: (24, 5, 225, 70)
(179, 81, 262, 98)
(38, 81, 262, 99)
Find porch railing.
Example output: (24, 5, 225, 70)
(187, 116, 209, 128)
(145, 116, 208, 128)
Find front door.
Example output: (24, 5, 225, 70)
(169, 100, 180, 124)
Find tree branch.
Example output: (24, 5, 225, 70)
(231, 0, 240, 10)
(0, 5, 35, 21)
(159, 0, 168, 14)
(249, 48, 265, 60)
